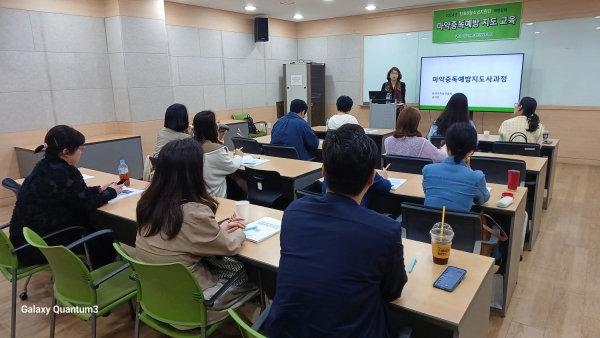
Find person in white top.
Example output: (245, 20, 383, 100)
(193, 111, 245, 198)
(327, 95, 359, 130)
(499, 97, 545, 143)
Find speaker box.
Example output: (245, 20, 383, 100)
(254, 18, 269, 42)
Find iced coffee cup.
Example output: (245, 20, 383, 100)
(430, 222, 454, 265)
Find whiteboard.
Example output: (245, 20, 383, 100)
(363, 17, 600, 107)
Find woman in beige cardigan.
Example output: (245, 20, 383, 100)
(136, 138, 258, 327)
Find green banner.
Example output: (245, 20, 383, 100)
(432, 2, 523, 43)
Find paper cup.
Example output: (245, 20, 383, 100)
(235, 200, 250, 221)
(483, 131, 490, 137)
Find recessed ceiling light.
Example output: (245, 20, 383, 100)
(365, 4, 376, 10)
(406, 33, 411, 35)
(294, 14, 303, 19)
(596, 27, 600, 29)
(422, 37, 427, 39)
(245, 5, 256, 10)
(526, 23, 534, 25)
(596, 16, 600, 18)
(534, 31, 541, 34)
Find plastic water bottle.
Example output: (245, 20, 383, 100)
(326, 118, 330, 128)
(118, 159, 130, 187)
(386, 92, 391, 101)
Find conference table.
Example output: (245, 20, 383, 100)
(477, 134, 559, 210)
(52, 168, 494, 338)
(471, 152, 547, 251)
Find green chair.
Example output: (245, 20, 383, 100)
(113, 242, 249, 338)
(23, 228, 137, 338)
(227, 308, 267, 338)
(0, 223, 89, 338)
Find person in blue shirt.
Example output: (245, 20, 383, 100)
(320, 124, 391, 207)
(270, 99, 320, 160)
(265, 124, 408, 338)
(423, 122, 490, 212)
(427, 93, 477, 140)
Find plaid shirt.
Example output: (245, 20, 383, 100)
(499, 116, 544, 143)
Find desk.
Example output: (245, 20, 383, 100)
(477, 134, 559, 210)
(220, 119, 249, 151)
(370, 171, 526, 318)
(252, 135, 323, 150)
(234, 153, 323, 200)
(73, 169, 493, 337)
(472, 152, 547, 251)
(15, 134, 144, 179)
(312, 126, 394, 169)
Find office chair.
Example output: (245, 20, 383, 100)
(232, 137, 263, 155)
(493, 141, 541, 157)
(295, 180, 324, 199)
(401, 203, 497, 254)
(383, 155, 433, 175)
(470, 157, 526, 186)
(245, 167, 286, 210)
(262, 145, 300, 160)
(430, 136, 445, 148)
(2, 178, 21, 197)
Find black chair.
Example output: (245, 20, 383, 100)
(148, 156, 157, 168)
(262, 144, 300, 160)
(244, 167, 285, 210)
(2, 178, 21, 197)
(384, 155, 433, 175)
(470, 157, 526, 186)
(401, 203, 497, 254)
(231, 137, 263, 155)
(493, 141, 541, 157)
(295, 180, 323, 199)
(430, 136, 445, 148)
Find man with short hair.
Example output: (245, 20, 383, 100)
(270, 99, 320, 160)
(265, 124, 408, 337)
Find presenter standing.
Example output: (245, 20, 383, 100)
(381, 67, 406, 119)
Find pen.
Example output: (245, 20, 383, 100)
(408, 258, 417, 273)
(243, 226, 258, 232)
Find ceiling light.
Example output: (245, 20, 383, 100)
(294, 14, 303, 19)
(596, 16, 600, 18)
(422, 37, 427, 39)
(596, 27, 600, 29)
(534, 31, 541, 34)
(245, 5, 256, 10)
(526, 23, 533, 25)
(406, 33, 412, 35)
(365, 4, 376, 10)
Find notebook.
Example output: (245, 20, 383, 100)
(242, 156, 270, 167)
(364, 129, 379, 133)
(388, 178, 407, 190)
(82, 174, 94, 180)
(244, 217, 282, 243)
(108, 187, 144, 204)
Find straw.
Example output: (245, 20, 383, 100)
(441, 206, 446, 237)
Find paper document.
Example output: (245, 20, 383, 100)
(389, 178, 407, 190)
(244, 217, 282, 243)
(242, 156, 270, 167)
(82, 174, 95, 180)
(364, 129, 378, 133)
(108, 187, 144, 204)
(487, 187, 492, 193)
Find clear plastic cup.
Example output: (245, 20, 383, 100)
(430, 222, 454, 265)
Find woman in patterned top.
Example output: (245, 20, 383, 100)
(499, 97, 544, 143)
(385, 107, 447, 163)
(9, 125, 123, 268)
(381, 67, 406, 118)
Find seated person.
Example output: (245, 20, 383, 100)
(10, 125, 123, 268)
(136, 139, 258, 326)
(423, 122, 490, 212)
(326, 95, 359, 130)
(321, 124, 391, 207)
(265, 124, 407, 337)
(193, 110, 245, 198)
(153, 103, 192, 157)
(499, 97, 545, 143)
(427, 93, 477, 139)
(385, 107, 447, 163)
(270, 99, 320, 160)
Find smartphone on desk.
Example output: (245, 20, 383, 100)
(433, 266, 467, 292)
(117, 178, 129, 185)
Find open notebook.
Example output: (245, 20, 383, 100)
(242, 156, 270, 167)
(244, 217, 281, 243)
(108, 187, 144, 204)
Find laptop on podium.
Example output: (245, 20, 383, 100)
(369, 91, 388, 104)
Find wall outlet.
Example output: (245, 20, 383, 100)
(267, 123, 272, 129)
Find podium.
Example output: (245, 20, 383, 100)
(369, 100, 402, 129)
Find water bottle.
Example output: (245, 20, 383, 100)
(118, 159, 130, 187)
(386, 92, 391, 102)
(326, 118, 330, 128)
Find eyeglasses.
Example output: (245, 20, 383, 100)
(79, 145, 86, 152)
(514, 103, 519, 107)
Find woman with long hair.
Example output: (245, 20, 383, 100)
(136, 138, 258, 326)
(427, 93, 477, 139)
(10, 125, 123, 268)
(499, 97, 545, 142)
(193, 110, 246, 198)
(385, 107, 447, 163)
(153, 103, 192, 157)
(381, 67, 406, 118)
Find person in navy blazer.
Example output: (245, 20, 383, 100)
(265, 124, 408, 338)
(270, 99, 320, 161)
